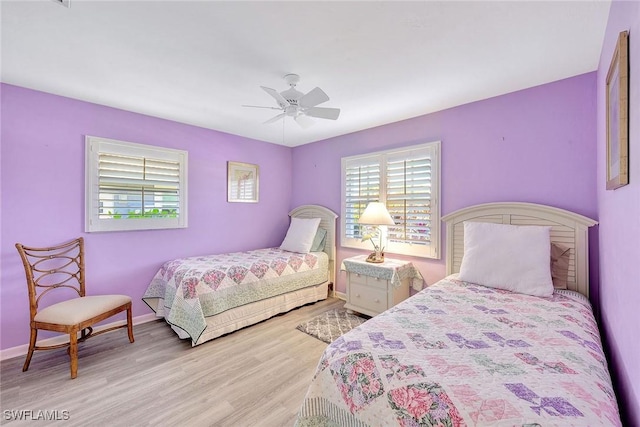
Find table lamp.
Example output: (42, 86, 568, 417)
(358, 202, 395, 263)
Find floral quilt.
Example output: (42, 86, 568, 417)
(296, 275, 621, 427)
(143, 248, 328, 344)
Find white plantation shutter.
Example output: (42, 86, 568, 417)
(386, 151, 432, 246)
(343, 156, 381, 241)
(98, 154, 181, 219)
(341, 142, 440, 258)
(86, 136, 188, 232)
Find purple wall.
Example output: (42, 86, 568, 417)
(2, 48, 634, 420)
(292, 73, 598, 295)
(596, 1, 640, 424)
(0, 84, 293, 350)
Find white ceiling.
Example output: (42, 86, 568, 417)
(1, 1, 610, 147)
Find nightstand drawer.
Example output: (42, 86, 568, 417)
(349, 273, 387, 290)
(349, 282, 387, 314)
(343, 255, 420, 318)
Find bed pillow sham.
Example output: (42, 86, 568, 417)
(310, 227, 327, 252)
(280, 217, 321, 254)
(458, 221, 554, 297)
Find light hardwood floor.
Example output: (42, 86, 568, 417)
(0, 297, 344, 427)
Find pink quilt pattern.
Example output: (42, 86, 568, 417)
(296, 276, 621, 427)
(143, 248, 327, 344)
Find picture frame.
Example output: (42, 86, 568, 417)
(605, 30, 629, 190)
(227, 161, 259, 203)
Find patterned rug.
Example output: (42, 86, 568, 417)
(296, 308, 368, 344)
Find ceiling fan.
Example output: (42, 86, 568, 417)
(243, 74, 340, 128)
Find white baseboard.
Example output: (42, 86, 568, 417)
(0, 312, 159, 362)
(334, 291, 346, 301)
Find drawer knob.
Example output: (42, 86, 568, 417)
(374, 298, 380, 303)
(355, 293, 360, 298)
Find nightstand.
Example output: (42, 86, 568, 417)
(342, 255, 425, 317)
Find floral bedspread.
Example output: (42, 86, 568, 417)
(143, 248, 328, 344)
(296, 275, 621, 427)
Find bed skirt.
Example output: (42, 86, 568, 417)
(145, 281, 329, 346)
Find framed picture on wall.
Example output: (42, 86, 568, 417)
(227, 161, 259, 203)
(605, 30, 629, 190)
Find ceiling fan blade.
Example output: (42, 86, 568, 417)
(304, 107, 340, 120)
(242, 104, 282, 110)
(263, 112, 286, 124)
(299, 87, 329, 108)
(294, 115, 315, 129)
(261, 86, 290, 108)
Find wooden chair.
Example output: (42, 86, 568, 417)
(15, 237, 134, 379)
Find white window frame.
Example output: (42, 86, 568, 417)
(85, 136, 188, 232)
(341, 141, 441, 259)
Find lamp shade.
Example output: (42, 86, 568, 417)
(358, 202, 395, 226)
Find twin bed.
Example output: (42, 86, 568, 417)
(296, 202, 622, 426)
(143, 205, 337, 346)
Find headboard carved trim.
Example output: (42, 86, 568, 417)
(442, 202, 597, 297)
(289, 205, 338, 285)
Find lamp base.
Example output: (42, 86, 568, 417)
(365, 251, 385, 263)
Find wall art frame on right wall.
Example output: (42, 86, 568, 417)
(606, 30, 629, 190)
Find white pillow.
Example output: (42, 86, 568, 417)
(280, 217, 321, 253)
(458, 222, 554, 297)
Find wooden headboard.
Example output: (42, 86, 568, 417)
(441, 202, 597, 297)
(289, 205, 338, 284)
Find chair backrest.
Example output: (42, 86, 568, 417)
(15, 237, 86, 319)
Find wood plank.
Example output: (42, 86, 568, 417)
(0, 298, 344, 426)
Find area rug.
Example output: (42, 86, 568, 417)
(296, 308, 368, 344)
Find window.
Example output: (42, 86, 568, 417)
(341, 142, 440, 258)
(85, 136, 188, 232)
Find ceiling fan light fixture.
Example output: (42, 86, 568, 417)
(245, 74, 340, 128)
(285, 106, 299, 116)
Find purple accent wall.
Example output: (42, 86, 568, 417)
(597, 1, 640, 424)
(292, 73, 598, 295)
(2, 50, 634, 420)
(0, 84, 292, 350)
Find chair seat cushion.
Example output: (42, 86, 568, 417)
(34, 295, 131, 325)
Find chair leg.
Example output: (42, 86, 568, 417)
(22, 327, 38, 372)
(126, 306, 135, 343)
(69, 329, 78, 379)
